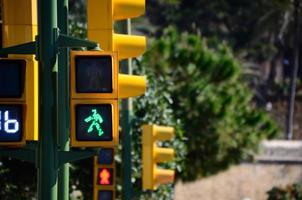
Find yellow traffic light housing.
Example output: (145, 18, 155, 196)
(118, 74, 147, 99)
(87, 0, 148, 99)
(93, 148, 116, 200)
(87, 0, 146, 60)
(78, 0, 148, 148)
(142, 125, 175, 190)
(70, 50, 147, 147)
(2, 0, 37, 26)
(70, 51, 119, 147)
(0, 0, 38, 145)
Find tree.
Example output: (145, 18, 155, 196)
(146, 0, 293, 62)
(137, 27, 280, 180)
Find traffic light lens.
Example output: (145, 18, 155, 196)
(76, 104, 113, 141)
(98, 190, 113, 200)
(97, 168, 113, 185)
(0, 60, 25, 98)
(0, 105, 23, 142)
(98, 148, 114, 165)
(75, 55, 113, 93)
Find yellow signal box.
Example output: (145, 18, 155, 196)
(70, 51, 119, 147)
(70, 49, 147, 147)
(83, 0, 147, 148)
(87, 0, 147, 100)
(118, 74, 147, 98)
(87, 0, 146, 60)
(142, 125, 175, 190)
(0, 0, 38, 145)
(93, 148, 116, 200)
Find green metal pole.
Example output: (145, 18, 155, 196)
(37, 0, 58, 199)
(57, 0, 70, 200)
(121, 19, 133, 200)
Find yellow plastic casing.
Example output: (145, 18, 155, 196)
(118, 74, 147, 99)
(70, 100, 119, 147)
(2, 0, 37, 25)
(87, 0, 146, 60)
(142, 125, 175, 190)
(1, 0, 38, 142)
(87, 0, 148, 99)
(70, 51, 119, 99)
(88, 32, 146, 60)
(93, 151, 116, 200)
(70, 51, 119, 147)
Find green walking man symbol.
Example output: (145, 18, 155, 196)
(84, 109, 104, 136)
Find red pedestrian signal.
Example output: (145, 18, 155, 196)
(94, 148, 116, 200)
(98, 168, 112, 185)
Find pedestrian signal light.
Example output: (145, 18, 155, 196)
(70, 51, 119, 147)
(75, 56, 112, 93)
(70, 50, 147, 147)
(94, 148, 116, 200)
(142, 125, 175, 190)
(71, 100, 118, 147)
(97, 168, 114, 185)
(75, 105, 113, 142)
(70, 51, 118, 99)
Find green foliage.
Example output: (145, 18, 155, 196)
(118, 26, 280, 200)
(67, 19, 187, 200)
(69, 158, 93, 200)
(69, 21, 87, 39)
(138, 27, 280, 180)
(267, 183, 302, 200)
(0, 158, 36, 200)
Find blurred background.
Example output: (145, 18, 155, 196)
(1, 0, 302, 199)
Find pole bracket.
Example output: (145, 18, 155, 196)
(0, 41, 37, 57)
(0, 143, 37, 165)
(57, 34, 101, 50)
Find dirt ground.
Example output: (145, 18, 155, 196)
(175, 163, 302, 200)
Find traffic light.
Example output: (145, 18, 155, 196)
(83, 0, 146, 147)
(70, 51, 119, 147)
(0, 0, 38, 145)
(94, 148, 116, 200)
(70, 50, 146, 147)
(87, 0, 146, 60)
(142, 125, 175, 190)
